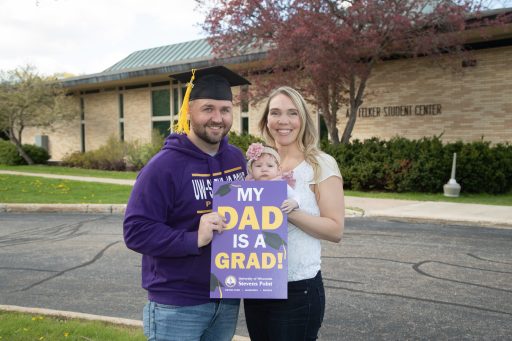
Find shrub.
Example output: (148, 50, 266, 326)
(62, 132, 167, 171)
(324, 137, 512, 194)
(125, 130, 165, 170)
(228, 132, 263, 154)
(62, 136, 126, 171)
(23, 144, 51, 164)
(0, 140, 24, 165)
(0, 140, 50, 165)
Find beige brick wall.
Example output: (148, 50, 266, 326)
(23, 45, 510, 161)
(22, 97, 81, 161)
(124, 89, 151, 143)
(22, 117, 81, 161)
(231, 87, 243, 134)
(246, 45, 511, 144)
(84, 91, 119, 150)
(338, 45, 512, 143)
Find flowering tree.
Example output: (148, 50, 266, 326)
(0, 65, 79, 164)
(198, 0, 509, 144)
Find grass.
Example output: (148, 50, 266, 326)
(0, 164, 138, 180)
(345, 190, 512, 206)
(0, 175, 132, 204)
(0, 311, 145, 341)
(1, 164, 511, 206)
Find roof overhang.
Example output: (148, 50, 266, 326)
(61, 52, 267, 91)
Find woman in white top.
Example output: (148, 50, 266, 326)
(244, 86, 345, 341)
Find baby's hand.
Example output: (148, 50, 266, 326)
(281, 199, 299, 214)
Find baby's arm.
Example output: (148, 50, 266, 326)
(281, 198, 299, 214)
(281, 185, 300, 213)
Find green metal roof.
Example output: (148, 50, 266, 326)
(103, 38, 212, 72)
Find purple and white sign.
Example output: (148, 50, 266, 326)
(210, 180, 288, 299)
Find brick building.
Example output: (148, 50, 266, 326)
(23, 10, 512, 161)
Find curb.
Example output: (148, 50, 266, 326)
(0, 204, 126, 214)
(361, 212, 512, 229)
(0, 304, 141, 327)
(0, 305, 251, 341)
(0, 204, 363, 218)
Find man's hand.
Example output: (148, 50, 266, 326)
(281, 199, 299, 214)
(197, 212, 226, 248)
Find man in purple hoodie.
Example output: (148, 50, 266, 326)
(124, 66, 250, 341)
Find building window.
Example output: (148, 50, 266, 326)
(241, 117, 249, 135)
(80, 97, 85, 152)
(153, 120, 171, 138)
(119, 94, 124, 118)
(240, 85, 249, 134)
(80, 98, 85, 120)
(119, 122, 125, 142)
(80, 123, 85, 153)
(152, 89, 170, 116)
(173, 88, 179, 118)
(119, 94, 125, 141)
(241, 85, 249, 112)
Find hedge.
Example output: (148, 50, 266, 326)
(322, 136, 512, 194)
(43, 132, 512, 194)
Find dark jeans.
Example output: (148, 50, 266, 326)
(244, 271, 325, 341)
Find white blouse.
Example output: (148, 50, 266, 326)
(287, 152, 342, 282)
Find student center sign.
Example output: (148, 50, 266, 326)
(22, 9, 512, 161)
(355, 104, 442, 118)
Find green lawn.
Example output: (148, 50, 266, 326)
(0, 164, 138, 180)
(345, 190, 512, 206)
(1, 165, 511, 206)
(0, 311, 145, 341)
(0, 175, 132, 204)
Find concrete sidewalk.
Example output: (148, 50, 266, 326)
(345, 197, 512, 228)
(0, 170, 135, 185)
(1, 169, 511, 228)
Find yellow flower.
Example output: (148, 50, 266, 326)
(39, 337, 45, 340)
(64, 332, 70, 337)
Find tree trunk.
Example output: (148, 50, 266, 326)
(327, 118, 340, 145)
(341, 70, 370, 144)
(341, 106, 357, 144)
(321, 105, 340, 145)
(8, 128, 33, 165)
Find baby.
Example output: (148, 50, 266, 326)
(246, 143, 299, 213)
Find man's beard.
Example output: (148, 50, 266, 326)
(191, 123, 230, 145)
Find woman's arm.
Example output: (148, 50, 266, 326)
(287, 175, 345, 243)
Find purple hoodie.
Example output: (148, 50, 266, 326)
(123, 133, 247, 306)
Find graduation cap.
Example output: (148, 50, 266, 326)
(170, 66, 251, 134)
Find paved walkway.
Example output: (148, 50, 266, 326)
(345, 197, 512, 228)
(1, 169, 511, 228)
(0, 170, 135, 185)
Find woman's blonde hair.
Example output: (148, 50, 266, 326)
(258, 86, 321, 182)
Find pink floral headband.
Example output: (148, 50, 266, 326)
(246, 143, 281, 169)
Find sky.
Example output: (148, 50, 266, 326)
(0, 0, 208, 76)
(2, 0, 510, 77)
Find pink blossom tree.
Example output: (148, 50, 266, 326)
(198, 0, 509, 143)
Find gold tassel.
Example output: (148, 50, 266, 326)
(173, 69, 196, 134)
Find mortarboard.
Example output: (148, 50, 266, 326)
(170, 66, 251, 134)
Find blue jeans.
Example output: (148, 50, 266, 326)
(143, 299, 240, 341)
(244, 271, 325, 341)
